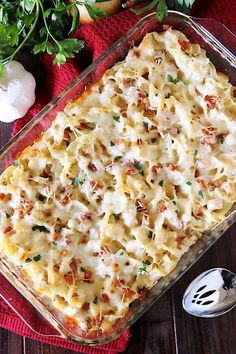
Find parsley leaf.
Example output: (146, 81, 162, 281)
(32, 225, 50, 233)
(110, 141, 115, 146)
(114, 155, 122, 162)
(113, 115, 120, 122)
(198, 190, 204, 198)
(93, 296, 99, 304)
(186, 181, 192, 186)
(159, 179, 164, 187)
(13, 160, 20, 167)
(25, 257, 32, 263)
(33, 254, 41, 262)
(134, 162, 143, 170)
(72, 177, 85, 186)
(167, 74, 189, 85)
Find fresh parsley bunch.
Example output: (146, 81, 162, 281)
(0, 0, 107, 74)
(131, 0, 196, 21)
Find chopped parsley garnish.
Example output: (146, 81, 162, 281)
(37, 194, 46, 202)
(13, 160, 20, 167)
(80, 266, 85, 272)
(25, 258, 32, 263)
(110, 141, 115, 146)
(5, 212, 11, 219)
(134, 162, 143, 170)
(186, 181, 192, 186)
(107, 186, 115, 190)
(167, 74, 189, 85)
(194, 149, 198, 156)
(113, 115, 120, 122)
(172, 200, 176, 205)
(143, 122, 149, 130)
(220, 136, 225, 144)
(32, 225, 50, 233)
(114, 155, 122, 162)
(33, 254, 41, 262)
(139, 170, 145, 176)
(148, 230, 153, 238)
(52, 241, 57, 246)
(198, 190, 204, 198)
(138, 259, 151, 273)
(72, 177, 85, 186)
(159, 179, 164, 187)
(151, 138, 157, 143)
(93, 296, 99, 304)
(119, 251, 124, 256)
(175, 209, 178, 214)
(165, 93, 171, 99)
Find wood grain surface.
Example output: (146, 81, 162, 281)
(0, 122, 235, 354)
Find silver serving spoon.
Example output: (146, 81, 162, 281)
(182, 268, 236, 318)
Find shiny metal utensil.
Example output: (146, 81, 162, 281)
(182, 268, 236, 318)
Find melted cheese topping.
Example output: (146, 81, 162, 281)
(0, 29, 236, 335)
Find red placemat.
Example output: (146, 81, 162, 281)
(2, 1, 235, 353)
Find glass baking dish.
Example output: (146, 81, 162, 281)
(0, 10, 235, 346)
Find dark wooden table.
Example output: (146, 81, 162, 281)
(0, 123, 235, 354)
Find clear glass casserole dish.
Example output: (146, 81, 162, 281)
(0, 10, 235, 346)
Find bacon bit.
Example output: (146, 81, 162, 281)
(151, 165, 159, 174)
(212, 179, 223, 188)
(116, 138, 122, 145)
(123, 78, 135, 87)
(53, 264, 60, 272)
(64, 272, 73, 285)
(156, 203, 167, 213)
(45, 211, 51, 217)
(63, 128, 71, 142)
(199, 179, 207, 189)
(112, 279, 125, 287)
(176, 235, 184, 250)
(233, 88, 236, 98)
(98, 85, 104, 93)
(163, 24, 170, 30)
(133, 50, 140, 58)
(202, 126, 217, 135)
(113, 263, 119, 272)
(137, 138, 142, 146)
(70, 260, 77, 274)
(178, 39, 190, 51)
(60, 194, 70, 206)
(52, 232, 59, 241)
(84, 269, 92, 282)
(17, 209, 25, 219)
(126, 168, 136, 176)
(0, 193, 5, 200)
(4, 226, 12, 235)
(92, 252, 100, 257)
(200, 136, 210, 145)
(81, 302, 90, 312)
(88, 162, 97, 172)
(20, 198, 33, 214)
(80, 212, 92, 222)
(169, 163, 178, 171)
(78, 122, 89, 130)
(123, 287, 135, 300)
(204, 95, 219, 109)
(61, 250, 68, 256)
(100, 293, 110, 303)
(138, 287, 148, 300)
(65, 316, 78, 329)
(89, 315, 103, 328)
(120, 110, 127, 118)
(90, 180, 103, 190)
(103, 245, 110, 253)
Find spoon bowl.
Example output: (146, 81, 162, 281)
(182, 268, 236, 318)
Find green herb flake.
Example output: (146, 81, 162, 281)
(167, 74, 188, 85)
(220, 136, 225, 144)
(25, 258, 32, 263)
(32, 225, 50, 233)
(186, 181, 192, 186)
(5, 212, 11, 219)
(80, 266, 85, 272)
(114, 155, 122, 162)
(72, 177, 85, 186)
(37, 194, 46, 202)
(52, 241, 57, 246)
(110, 141, 115, 146)
(148, 230, 153, 238)
(13, 160, 20, 167)
(172, 200, 176, 205)
(33, 254, 41, 262)
(139, 170, 145, 176)
(165, 93, 171, 99)
(144, 259, 151, 265)
(194, 149, 198, 156)
(175, 209, 178, 214)
(119, 251, 124, 256)
(143, 122, 149, 130)
(93, 296, 99, 304)
(198, 190, 204, 198)
(159, 179, 164, 187)
(113, 115, 120, 122)
(107, 186, 115, 190)
(134, 162, 143, 170)
(138, 260, 151, 273)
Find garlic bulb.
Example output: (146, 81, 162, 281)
(0, 61, 36, 123)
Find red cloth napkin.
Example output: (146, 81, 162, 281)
(1, 1, 235, 353)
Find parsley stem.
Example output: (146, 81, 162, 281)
(2, 0, 39, 64)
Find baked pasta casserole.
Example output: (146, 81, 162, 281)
(0, 29, 236, 335)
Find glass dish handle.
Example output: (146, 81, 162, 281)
(0, 274, 61, 337)
(192, 17, 236, 55)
